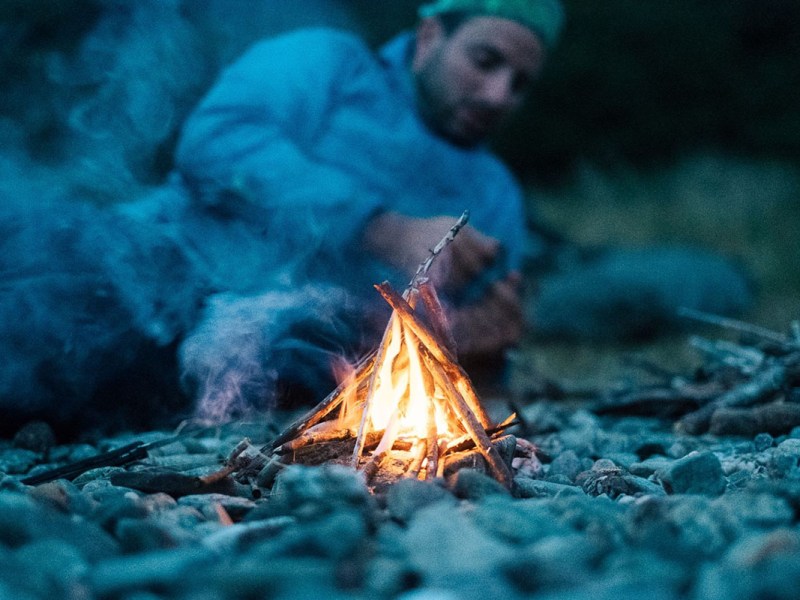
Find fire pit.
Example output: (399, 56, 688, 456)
(262, 212, 521, 490)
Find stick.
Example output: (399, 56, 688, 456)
(678, 307, 791, 346)
(424, 393, 440, 480)
(419, 346, 512, 488)
(352, 314, 400, 465)
(268, 352, 375, 451)
(675, 362, 787, 434)
(418, 279, 458, 354)
(273, 421, 355, 454)
(406, 440, 428, 479)
(375, 282, 492, 428)
(407, 210, 469, 291)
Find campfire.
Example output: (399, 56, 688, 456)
(264, 212, 520, 490)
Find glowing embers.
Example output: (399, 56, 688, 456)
(268, 213, 515, 489)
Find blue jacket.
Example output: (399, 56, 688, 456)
(175, 28, 527, 303)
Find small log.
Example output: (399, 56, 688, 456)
(436, 439, 448, 478)
(273, 421, 355, 454)
(352, 315, 399, 464)
(406, 440, 428, 479)
(709, 402, 800, 436)
(424, 398, 440, 480)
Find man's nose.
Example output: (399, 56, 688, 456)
(481, 71, 517, 109)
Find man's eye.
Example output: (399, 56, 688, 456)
(471, 51, 501, 71)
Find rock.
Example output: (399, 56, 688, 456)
(449, 468, 509, 500)
(770, 438, 800, 479)
(470, 495, 569, 545)
(629, 455, 674, 477)
(257, 464, 375, 523)
(178, 493, 256, 521)
(658, 451, 727, 496)
(12, 421, 56, 454)
(0, 448, 38, 475)
(502, 532, 602, 593)
(14, 539, 89, 597)
(27, 479, 94, 516)
(385, 478, 455, 524)
(0, 491, 120, 561)
(89, 547, 215, 596)
(401, 501, 515, 598)
(513, 477, 582, 498)
(754, 432, 774, 452)
(547, 449, 584, 482)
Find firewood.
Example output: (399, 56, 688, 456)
(353, 314, 403, 464)
(406, 440, 428, 479)
(676, 362, 787, 434)
(273, 420, 356, 454)
(268, 353, 375, 451)
(419, 345, 512, 488)
(418, 280, 457, 354)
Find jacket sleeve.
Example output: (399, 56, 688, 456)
(175, 29, 384, 258)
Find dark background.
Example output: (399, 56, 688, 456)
(347, 0, 800, 184)
(3, 0, 798, 186)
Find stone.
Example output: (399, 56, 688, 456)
(12, 421, 56, 454)
(754, 432, 774, 452)
(770, 438, 800, 479)
(547, 449, 583, 482)
(470, 495, 569, 545)
(178, 493, 256, 521)
(513, 477, 582, 499)
(28, 479, 94, 516)
(401, 501, 515, 598)
(658, 451, 727, 496)
(0, 491, 120, 561)
(385, 478, 455, 524)
(0, 448, 38, 475)
(449, 468, 509, 501)
(89, 547, 215, 596)
(267, 464, 375, 520)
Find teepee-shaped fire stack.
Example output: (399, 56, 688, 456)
(267, 212, 515, 489)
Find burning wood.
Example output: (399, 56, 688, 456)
(265, 212, 516, 490)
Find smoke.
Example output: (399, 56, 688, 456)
(0, 0, 374, 431)
(179, 284, 378, 423)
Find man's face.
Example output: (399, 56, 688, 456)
(412, 16, 546, 147)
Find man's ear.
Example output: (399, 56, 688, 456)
(412, 17, 444, 71)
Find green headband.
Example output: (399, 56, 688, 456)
(418, 0, 565, 48)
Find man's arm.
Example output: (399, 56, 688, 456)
(175, 29, 384, 256)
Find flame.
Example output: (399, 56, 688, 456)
(362, 314, 457, 442)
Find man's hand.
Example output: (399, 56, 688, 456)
(364, 212, 500, 293)
(450, 271, 524, 358)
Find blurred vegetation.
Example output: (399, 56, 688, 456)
(514, 155, 800, 390)
(349, 0, 800, 184)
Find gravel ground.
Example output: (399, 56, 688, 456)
(2, 392, 800, 600)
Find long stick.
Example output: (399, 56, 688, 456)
(418, 279, 458, 354)
(419, 346, 512, 488)
(407, 210, 469, 291)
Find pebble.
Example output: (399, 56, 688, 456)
(658, 451, 727, 496)
(3, 398, 800, 600)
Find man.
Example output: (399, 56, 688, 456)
(173, 0, 567, 414)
